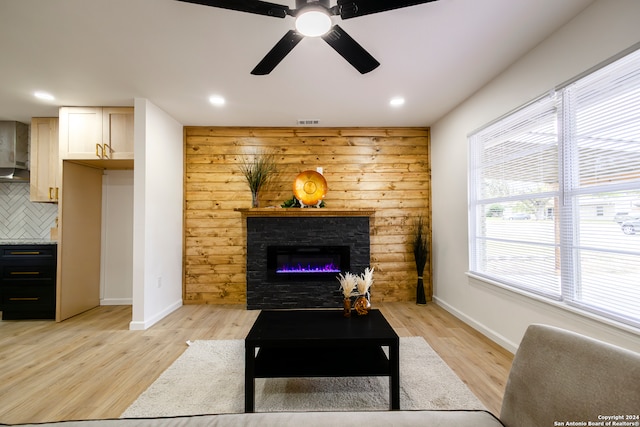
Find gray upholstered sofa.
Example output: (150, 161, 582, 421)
(4, 324, 640, 427)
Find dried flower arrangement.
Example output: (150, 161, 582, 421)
(337, 272, 358, 317)
(354, 267, 374, 315)
(338, 267, 375, 316)
(337, 271, 358, 298)
(238, 149, 278, 208)
(357, 267, 374, 296)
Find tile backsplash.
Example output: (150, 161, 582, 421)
(0, 182, 58, 240)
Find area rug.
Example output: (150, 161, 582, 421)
(121, 337, 485, 417)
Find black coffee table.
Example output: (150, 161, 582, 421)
(244, 309, 400, 412)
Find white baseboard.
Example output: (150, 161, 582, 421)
(100, 298, 132, 306)
(129, 299, 182, 331)
(434, 296, 519, 353)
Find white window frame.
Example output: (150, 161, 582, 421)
(468, 44, 640, 331)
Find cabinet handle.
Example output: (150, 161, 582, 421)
(96, 143, 104, 158)
(10, 271, 40, 275)
(9, 251, 41, 255)
(9, 297, 40, 301)
(55, 187, 59, 200)
(49, 187, 54, 200)
(103, 143, 112, 159)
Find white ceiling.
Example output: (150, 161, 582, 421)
(0, 0, 595, 127)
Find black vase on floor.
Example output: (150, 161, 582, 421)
(416, 276, 426, 305)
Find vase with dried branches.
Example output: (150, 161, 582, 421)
(337, 272, 358, 317)
(354, 267, 374, 315)
(238, 149, 278, 208)
(412, 215, 429, 305)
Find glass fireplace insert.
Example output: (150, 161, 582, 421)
(267, 245, 350, 282)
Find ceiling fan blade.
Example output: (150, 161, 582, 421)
(251, 30, 305, 75)
(337, 0, 438, 19)
(176, 0, 291, 18)
(321, 25, 379, 74)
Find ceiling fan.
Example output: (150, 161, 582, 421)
(176, 0, 439, 75)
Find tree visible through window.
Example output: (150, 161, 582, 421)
(469, 46, 640, 329)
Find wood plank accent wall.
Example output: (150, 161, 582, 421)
(184, 127, 431, 305)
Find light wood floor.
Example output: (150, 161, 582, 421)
(0, 302, 513, 424)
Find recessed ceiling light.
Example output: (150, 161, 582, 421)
(34, 91, 55, 101)
(209, 95, 225, 106)
(390, 97, 405, 107)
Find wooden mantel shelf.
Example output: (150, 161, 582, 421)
(236, 208, 375, 217)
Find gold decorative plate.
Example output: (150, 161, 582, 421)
(293, 170, 328, 206)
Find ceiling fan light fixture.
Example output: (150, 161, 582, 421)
(295, 9, 331, 37)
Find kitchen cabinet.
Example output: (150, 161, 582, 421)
(59, 107, 134, 161)
(30, 117, 60, 202)
(0, 244, 57, 320)
(102, 108, 134, 159)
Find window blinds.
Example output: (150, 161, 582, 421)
(560, 48, 640, 326)
(469, 93, 560, 298)
(469, 46, 640, 328)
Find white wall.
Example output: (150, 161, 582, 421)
(130, 98, 184, 330)
(100, 170, 134, 305)
(430, 0, 640, 353)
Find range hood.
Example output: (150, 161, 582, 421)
(0, 121, 29, 182)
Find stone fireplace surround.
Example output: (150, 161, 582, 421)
(242, 209, 373, 310)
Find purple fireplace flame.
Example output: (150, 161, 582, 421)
(267, 245, 350, 281)
(277, 263, 341, 274)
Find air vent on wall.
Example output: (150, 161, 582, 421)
(297, 119, 320, 126)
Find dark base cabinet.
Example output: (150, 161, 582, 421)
(0, 245, 57, 320)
